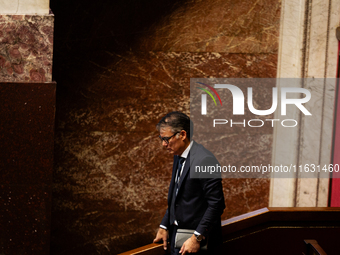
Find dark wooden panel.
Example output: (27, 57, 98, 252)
(119, 207, 340, 255)
(0, 82, 56, 255)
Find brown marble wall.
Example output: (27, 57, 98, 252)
(51, 0, 280, 254)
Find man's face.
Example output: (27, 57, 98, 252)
(159, 127, 185, 155)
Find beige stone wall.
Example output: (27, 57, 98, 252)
(270, 0, 340, 208)
(0, 0, 49, 15)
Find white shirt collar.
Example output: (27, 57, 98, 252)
(180, 140, 193, 159)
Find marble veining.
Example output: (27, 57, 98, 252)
(0, 14, 53, 82)
(53, 51, 278, 254)
(139, 0, 281, 53)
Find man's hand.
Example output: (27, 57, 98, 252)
(179, 234, 200, 254)
(153, 228, 168, 250)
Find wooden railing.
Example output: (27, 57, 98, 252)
(119, 207, 340, 255)
(304, 240, 327, 255)
(119, 243, 164, 255)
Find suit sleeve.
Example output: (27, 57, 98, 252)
(160, 208, 169, 228)
(195, 157, 225, 237)
(160, 155, 177, 229)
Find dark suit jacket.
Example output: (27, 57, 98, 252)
(161, 141, 225, 249)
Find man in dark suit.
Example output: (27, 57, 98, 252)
(153, 112, 225, 254)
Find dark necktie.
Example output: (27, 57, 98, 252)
(169, 157, 185, 225)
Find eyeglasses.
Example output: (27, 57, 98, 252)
(159, 132, 179, 144)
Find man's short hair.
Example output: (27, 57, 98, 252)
(156, 111, 193, 140)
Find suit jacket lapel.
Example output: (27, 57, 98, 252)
(168, 155, 179, 203)
(177, 141, 197, 193)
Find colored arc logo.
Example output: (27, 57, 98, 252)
(196, 82, 222, 106)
